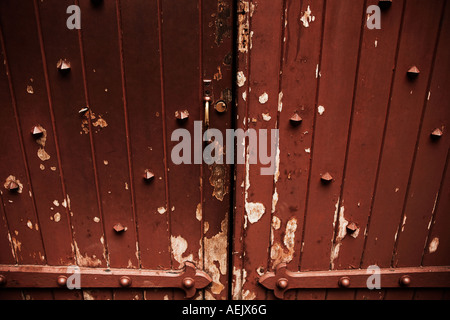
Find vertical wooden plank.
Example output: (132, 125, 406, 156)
(383, 288, 414, 300)
(22, 289, 54, 300)
(394, 1, 450, 268)
(160, 0, 203, 300)
(231, 0, 250, 300)
(201, 0, 234, 300)
(270, 0, 326, 301)
(77, 0, 138, 269)
(422, 152, 450, 267)
(237, 0, 284, 300)
(354, 289, 385, 300)
(299, 0, 366, 272)
(0, 190, 16, 265)
(36, 0, 108, 270)
(0, 0, 74, 266)
(113, 289, 143, 300)
(333, 0, 405, 270)
(362, 0, 445, 269)
(0, 290, 24, 300)
(118, 0, 172, 300)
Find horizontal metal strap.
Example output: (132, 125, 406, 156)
(0, 261, 211, 299)
(258, 263, 450, 299)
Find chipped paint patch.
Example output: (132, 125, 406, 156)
(37, 148, 50, 161)
(278, 92, 283, 112)
(196, 203, 202, 221)
(237, 71, 246, 87)
(242, 289, 256, 300)
(245, 202, 265, 224)
(259, 92, 269, 104)
(53, 200, 60, 207)
(73, 241, 102, 267)
(11, 237, 22, 252)
(238, 2, 250, 53)
(209, 163, 228, 201)
(170, 235, 194, 267)
(232, 266, 243, 300)
(330, 200, 347, 269)
(271, 188, 278, 214)
(271, 217, 297, 266)
(401, 216, 407, 232)
(262, 113, 271, 121)
(93, 217, 100, 223)
(318, 105, 325, 115)
(157, 207, 166, 214)
(53, 212, 61, 222)
(82, 290, 95, 300)
(300, 5, 315, 28)
(204, 216, 228, 295)
(26, 220, 33, 230)
(305, 148, 311, 153)
(242, 91, 247, 101)
(429, 237, 439, 254)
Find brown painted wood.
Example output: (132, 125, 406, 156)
(362, 0, 445, 269)
(394, 1, 450, 268)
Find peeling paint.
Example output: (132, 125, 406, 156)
(157, 207, 166, 214)
(237, 71, 246, 87)
(429, 237, 439, 254)
(242, 290, 256, 300)
(53, 200, 60, 207)
(262, 113, 271, 121)
(259, 92, 269, 104)
(73, 241, 102, 267)
(271, 188, 278, 214)
(204, 216, 228, 295)
(209, 163, 228, 201)
(53, 212, 61, 222)
(318, 105, 325, 115)
(93, 217, 100, 223)
(271, 217, 298, 267)
(26, 220, 33, 229)
(330, 200, 347, 269)
(196, 203, 202, 221)
(238, 1, 250, 53)
(170, 235, 194, 267)
(245, 202, 265, 224)
(300, 5, 315, 28)
(37, 148, 51, 161)
(278, 92, 283, 112)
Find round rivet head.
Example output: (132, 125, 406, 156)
(182, 277, 195, 289)
(0, 275, 6, 286)
(276, 278, 289, 290)
(214, 100, 227, 113)
(119, 276, 132, 287)
(399, 275, 411, 287)
(338, 277, 351, 288)
(57, 275, 67, 287)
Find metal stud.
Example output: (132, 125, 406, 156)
(378, 0, 392, 10)
(56, 59, 71, 73)
(5, 180, 20, 192)
(31, 125, 45, 137)
(289, 112, 303, 125)
(57, 275, 67, 287)
(113, 223, 126, 233)
(346, 222, 358, 234)
(119, 276, 132, 287)
(276, 278, 289, 290)
(175, 110, 190, 120)
(399, 275, 411, 287)
(431, 128, 443, 139)
(182, 277, 195, 289)
(407, 66, 420, 79)
(338, 277, 350, 288)
(0, 275, 6, 286)
(320, 172, 333, 183)
(143, 169, 155, 181)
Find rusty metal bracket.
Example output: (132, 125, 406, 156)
(259, 263, 450, 299)
(0, 261, 211, 299)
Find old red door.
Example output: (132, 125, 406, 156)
(0, 0, 449, 301)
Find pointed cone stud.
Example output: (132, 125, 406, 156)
(31, 125, 45, 137)
(346, 222, 358, 234)
(431, 128, 443, 139)
(175, 110, 189, 120)
(407, 66, 420, 79)
(320, 172, 333, 183)
(113, 223, 126, 233)
(143, 169, 155, 181)
(289, 112, 303, 125)
(56, 59, 71, 72)
(6, 180, 20, 192)
(378, 0, 392, 10)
